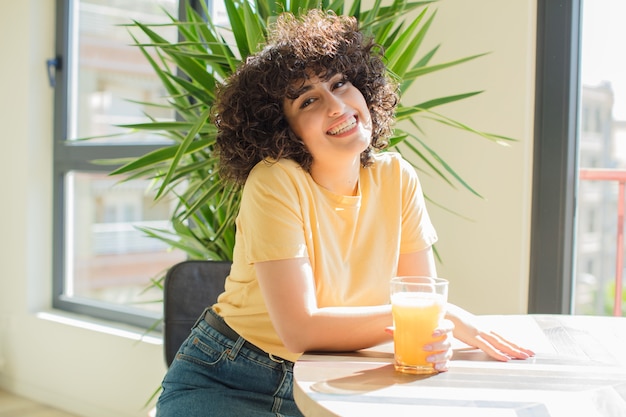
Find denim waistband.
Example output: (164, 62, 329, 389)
(203, 308, 291, 364)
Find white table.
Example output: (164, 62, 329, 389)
(293, 315, 626, 417)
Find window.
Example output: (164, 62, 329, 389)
(531, 0, 626, 316)
(52, 0, 207, 328)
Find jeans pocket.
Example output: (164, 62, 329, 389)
(176, 330, 229, 368)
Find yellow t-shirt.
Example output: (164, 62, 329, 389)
(213, 152, 438, 362)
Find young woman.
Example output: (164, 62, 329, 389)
(156, 10, 534, 417)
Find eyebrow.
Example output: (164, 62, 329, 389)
(286, 73, 343, 105)
(287, 83, 313, 102)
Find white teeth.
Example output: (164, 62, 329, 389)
(328, 116, 357, 135)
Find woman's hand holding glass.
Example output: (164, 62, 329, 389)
(386, 318, 455, 373)
(423, 319, 455, 372)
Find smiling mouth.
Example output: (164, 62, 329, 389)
(327, 116, 357, 136)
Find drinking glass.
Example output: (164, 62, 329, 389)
(390, 276, 448, 374)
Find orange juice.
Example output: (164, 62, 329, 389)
(391, 291, 445, 374)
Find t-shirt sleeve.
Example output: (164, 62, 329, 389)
(237, 162, 309, 264)
(399, 157, 438, 253)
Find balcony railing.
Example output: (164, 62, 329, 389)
(579, 168, 625, 316)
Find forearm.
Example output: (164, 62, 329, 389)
(281, 304, 393, 353)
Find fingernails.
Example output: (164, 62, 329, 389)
(423, 345, 433, 352)
(434, 363, 447, 371)
(513, 351, 531, 360)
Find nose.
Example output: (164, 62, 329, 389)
(324, 90, 344, 116)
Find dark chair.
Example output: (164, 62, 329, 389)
(163, 260, 232, 366)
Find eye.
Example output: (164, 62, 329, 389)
(299, 97, 315, 109)
(332, 75, 350, 90)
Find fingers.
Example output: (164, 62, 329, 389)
(472, 331, 535, 361)
(432, 319, 454, 338)
(470, 335, 514, 362)
(424, 334, 451, 352)
(425, 328, 453, 372)
(426, 350, 452, 372)
(428, 351, 452, 372)
(490, 331, 536, 357)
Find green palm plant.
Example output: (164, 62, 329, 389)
(108, 0, 513, 264)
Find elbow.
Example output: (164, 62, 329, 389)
(279, 330, 315, 354)
(275, 322, 321, 354)
(282, 339, 308, 354)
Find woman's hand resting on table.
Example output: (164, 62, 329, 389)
(446, 304, 536, 362)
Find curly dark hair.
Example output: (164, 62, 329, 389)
(214, 9, 398, 184)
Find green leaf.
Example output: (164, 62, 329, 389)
(242, 1, 266, 53)
(224, 0, 251, 58)
(110, 138, 211, 176)
(422, 108, 517, 144)
(157, 108, 212, 198)
(395, 91, 484, 119)
(385, 8, 430, 75)
(399, 130, 483, 198)
(404, 53, 488, 80)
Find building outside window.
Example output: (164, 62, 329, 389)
(573, 0, 626, 316)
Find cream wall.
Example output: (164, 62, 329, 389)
(0, 1, 535, 416)
(409, 0, 536, 314)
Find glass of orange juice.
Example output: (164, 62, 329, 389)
(390, 276, 448, 374)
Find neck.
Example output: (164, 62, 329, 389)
(310, 158, 360, 196)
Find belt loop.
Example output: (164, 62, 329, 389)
(193, 307, 211, 329)
(227, 336, 246, 360)
(269, 353, 285, 363)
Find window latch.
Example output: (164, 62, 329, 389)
(46, 57, 60, 88)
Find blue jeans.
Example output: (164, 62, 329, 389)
(156, 309, 304, 417)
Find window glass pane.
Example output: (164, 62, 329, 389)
(64, 172, 186, 315)
(57, 0, 188, 322)
(212, 0, 228, 25)
(574, 0, 626, 316)
(71, 0, 178, 143)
